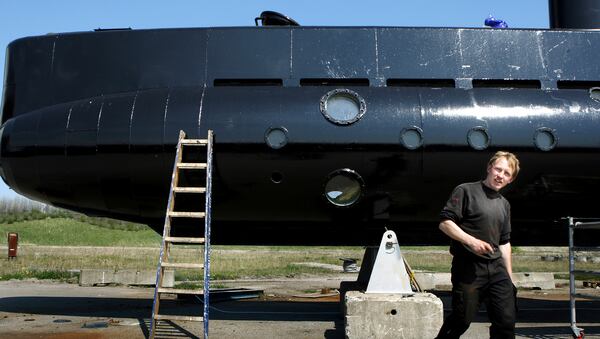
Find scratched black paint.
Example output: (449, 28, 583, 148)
(2, 23, 600, 245)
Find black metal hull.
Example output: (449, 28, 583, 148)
(2, 26, 600, 245)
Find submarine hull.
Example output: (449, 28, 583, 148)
(2, 27, 600, 245)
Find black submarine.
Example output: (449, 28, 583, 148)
(2, 1, 600, 245)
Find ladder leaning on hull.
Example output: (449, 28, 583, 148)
(150, 130, 214, 339)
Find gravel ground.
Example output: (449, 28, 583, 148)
(1, 278, 600, 338)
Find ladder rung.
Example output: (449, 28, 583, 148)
(158, 287, 205, 295)
(180, 139, 208, 146)
(168, 211, 206, 218)
(164, 236, 205, 244)
(162, 262, 204, 269)
(154, 314, 204, 322)
(173, 187, 206, 193)
(177, 163, 207, 169)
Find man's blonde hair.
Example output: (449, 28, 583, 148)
(488, 151, 520, 179)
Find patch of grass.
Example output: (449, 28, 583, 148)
(0, 210, 69, 224)
(555, 273, 600, 281)
(173, 264, 335, 281)
(174, 282, 229, 290)
(212, 283, 229, 289)
(0, 269, 78, 282)
(0, 244, 452, 283)
(0, 208, 148, 232)
(212, 245, 365, 252)
(512, 256, 598, 273)
(402, 246, 448, 251)
(211, 271, 242, 280)
(404, 252, 452, 272)
(0, 247, 160, 278)
(284, 264, 333, 277)
(1, 226, 585, 286)
(0, 218, 160, 246)
(174, 281, 203, 290)
(70, 215, 149, 231)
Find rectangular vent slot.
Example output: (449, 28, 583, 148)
(300, 78, 370, 87)
(472, 79, 541, 89)
(386, 79, 455, 88)
(557, 80, 600, 89)
(213, 79, 283, 86)
(94, 27, 133, 32)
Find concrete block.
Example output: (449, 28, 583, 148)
(344, 291, 443, 339)
(79, 270, 174, 287)
(513, 272, 555, 290)
(414, 272, 554, 290)
(414, 272, 451, 290)
(413, 273, 435, 290)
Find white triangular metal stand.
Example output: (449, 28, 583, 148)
(366, 230, 413, 294)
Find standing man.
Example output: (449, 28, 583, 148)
(436, 151, 520, 339)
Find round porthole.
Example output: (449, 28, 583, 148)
(467, 127, 490, 150)
(400, 126, 424, 150)
(590, 87, 600, 103)
(324, 169, 365, 207)
(320, 89, 366, 125)
(271, 171, 283, 184)
(265, 127, 288, 149)
(534, 127, 557, 151)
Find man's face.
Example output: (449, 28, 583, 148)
(484, 157, 514, 191)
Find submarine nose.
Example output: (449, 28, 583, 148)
(0, 124, 7, 186)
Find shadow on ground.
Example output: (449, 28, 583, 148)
(0, 296, 345, 338)
(2, 291, 599, 338)
(434, 290, 600, 338)
(0, 296, 341, 321)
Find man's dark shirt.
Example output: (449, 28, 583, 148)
(440, 181, 511, 260)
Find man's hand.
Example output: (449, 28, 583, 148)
(439, 219, 495, 255)
(467, 238, 494, 255)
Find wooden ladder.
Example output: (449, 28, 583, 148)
(150, 130, 214, 339)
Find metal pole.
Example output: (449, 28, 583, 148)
(203, 130, 213, 339)
(568, 217, 580, 337)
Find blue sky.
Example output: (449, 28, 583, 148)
(0, 0, 548, 200)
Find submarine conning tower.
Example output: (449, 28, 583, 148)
(550, 0, 600, 29)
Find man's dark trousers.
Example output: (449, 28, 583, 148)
(436, 255, 517, 339)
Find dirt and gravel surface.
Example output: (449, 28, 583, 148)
(1, 245, 599, 338)
(1, 277, 600, 339)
